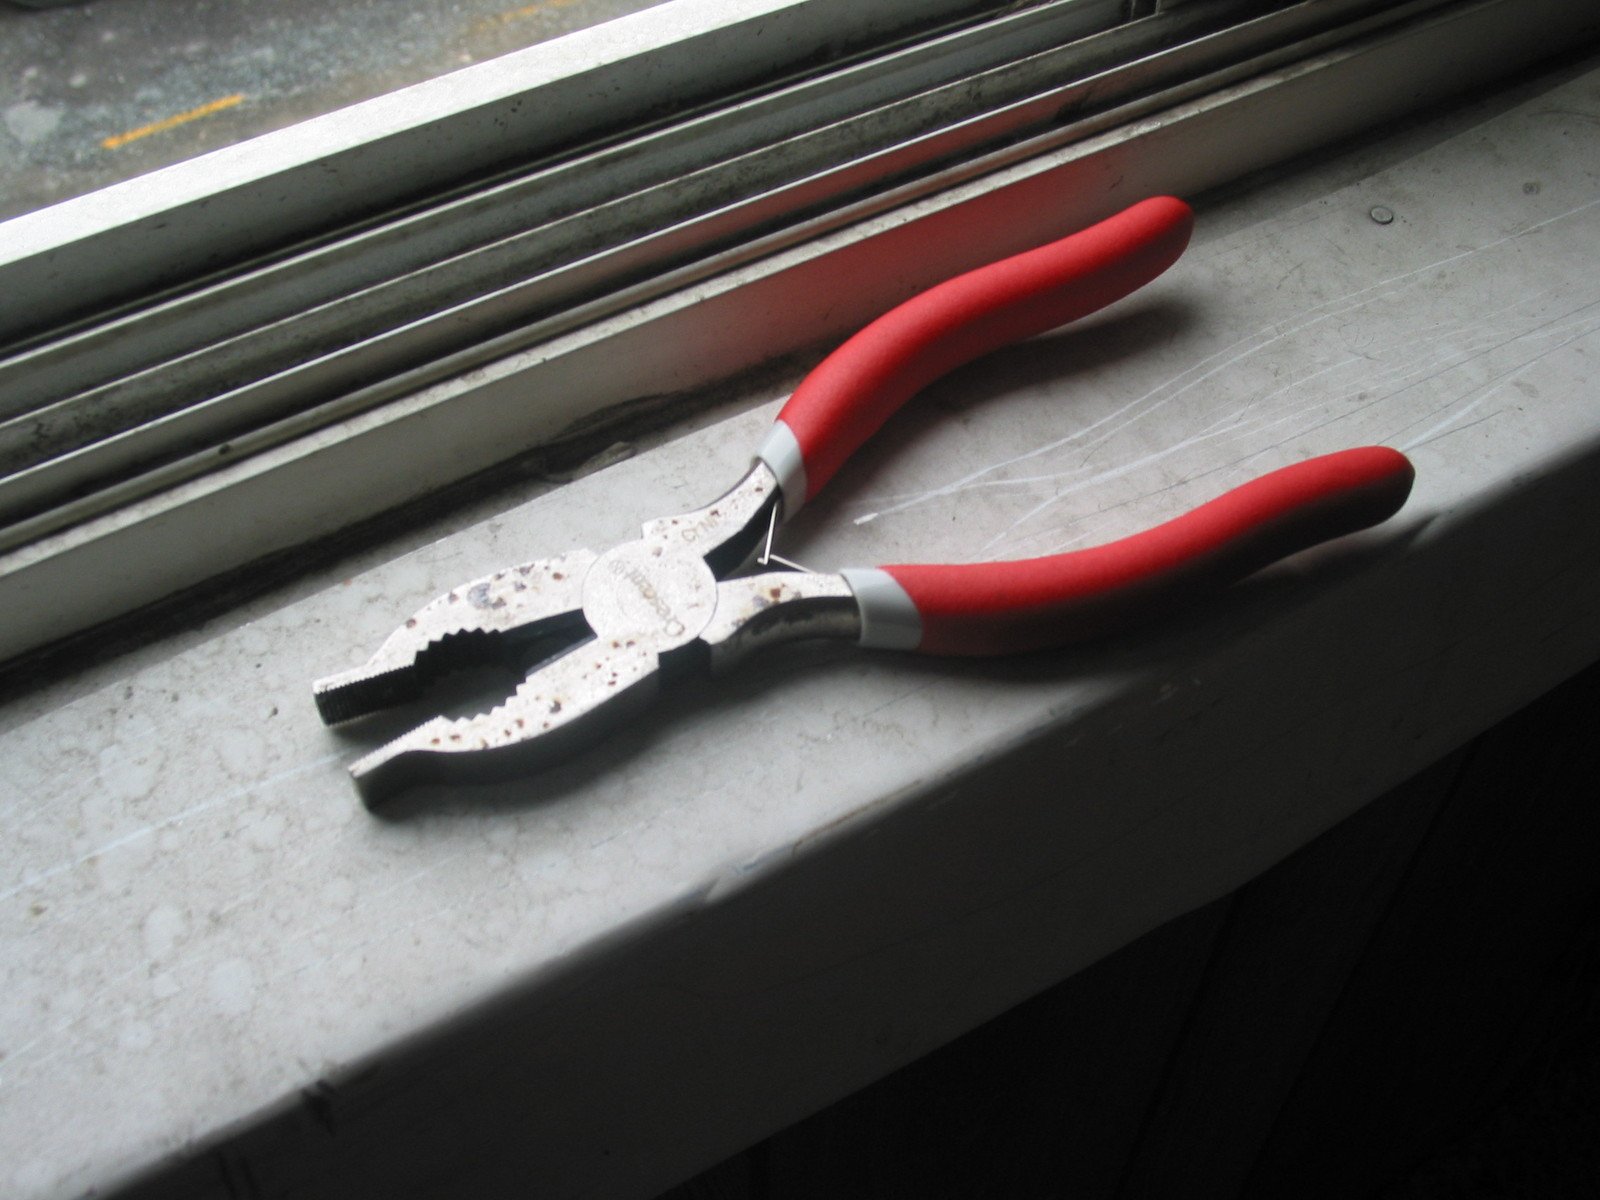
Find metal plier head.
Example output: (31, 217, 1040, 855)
(316, 198, 1415, 805)
(314, 461, 861, 802)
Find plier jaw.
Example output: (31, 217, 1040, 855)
(316, 196, 1417, 806)
(310, 548, 596, 728)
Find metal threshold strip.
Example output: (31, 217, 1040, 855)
(0, 0, 1596, 666)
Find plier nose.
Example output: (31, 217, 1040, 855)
(315, 197, 1414, 806)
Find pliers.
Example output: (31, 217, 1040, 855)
(314, 196, 1415, 805)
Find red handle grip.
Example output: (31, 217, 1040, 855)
(774, 196, 1195, 502)
(880, 446, 1415, 655)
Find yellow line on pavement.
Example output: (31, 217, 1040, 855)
(471, 0, 578, 33)
(101, 93, 245, 151)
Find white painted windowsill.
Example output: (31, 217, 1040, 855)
(4, 57, 1600, 1200)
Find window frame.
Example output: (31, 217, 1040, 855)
(0, 0, 1595, 666)
(0, 0, 1013, 339)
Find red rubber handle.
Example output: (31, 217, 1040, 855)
(775, 195, 1195, 501)
(881, 446, 1415, 655)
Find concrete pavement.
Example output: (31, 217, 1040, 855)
(1, 0, 666, 222)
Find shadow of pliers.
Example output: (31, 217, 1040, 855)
(314, 197, 1415, 806)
